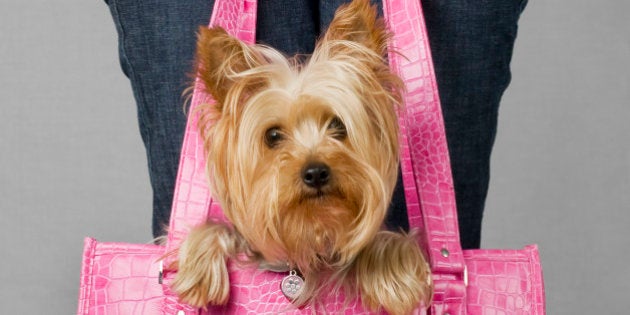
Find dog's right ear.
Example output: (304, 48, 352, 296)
(195, 27, 265, 110)
(321, 0, 389, 57)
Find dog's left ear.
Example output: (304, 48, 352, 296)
(321, 0, 389, 57)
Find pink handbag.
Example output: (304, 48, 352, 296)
(77, 0, 545, 314)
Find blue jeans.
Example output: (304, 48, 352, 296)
(105, 0, 527, 249)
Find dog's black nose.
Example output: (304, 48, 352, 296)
(302, 162, 331, 189)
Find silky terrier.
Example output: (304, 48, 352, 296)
(172, 0, 432, 313)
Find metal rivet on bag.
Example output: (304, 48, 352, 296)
(441, 248, 450, 258)
(158, 261, 164, 284)
(464, 266, 469, 287)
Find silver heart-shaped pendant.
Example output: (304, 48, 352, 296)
(280, 270, 304, 301)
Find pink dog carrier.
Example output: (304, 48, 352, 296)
(77, 0, 545, 314)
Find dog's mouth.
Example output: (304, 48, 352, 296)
(276, 183, 363, 272)
(298, 186, 344, 203)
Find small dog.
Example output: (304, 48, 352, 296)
(172, 0, 432, 314)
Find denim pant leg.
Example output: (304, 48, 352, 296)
(420, 0, 528, 249)
(105, 0, 215, 238)
(256, 1, 319, 55)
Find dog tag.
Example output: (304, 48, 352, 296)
(280, 270, 304, 301)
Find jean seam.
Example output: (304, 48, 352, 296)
(109, 0, 154, 179)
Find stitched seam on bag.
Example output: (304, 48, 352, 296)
(463, 257, 528, 262)
(528, 247, 540, 314)
(84, 240, 96, 314)
(384, 0, 424, 235)
(526, 248, 535, 314)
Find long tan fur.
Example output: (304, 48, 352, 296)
(173, 0, 431, 314)
(171, 223, 237, 306)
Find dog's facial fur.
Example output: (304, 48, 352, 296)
(173, 1, 431, 314)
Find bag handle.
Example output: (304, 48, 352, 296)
(383, 0, 465, 277)
(164, 0, 257, 258)
(383, 0, 467, 312)
(165, 0, 467, 312)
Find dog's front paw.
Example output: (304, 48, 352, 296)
(354, 230, 432, 315)
(171, 223, 236, 307)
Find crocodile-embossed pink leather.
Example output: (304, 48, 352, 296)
(78, 238, 166, 314)
(78, 0, 545, 314)
(201, 261, 388, 315)
(385, 0, 464, 274)
(384, 0, 467, 313)
(463, 245, 545, 314)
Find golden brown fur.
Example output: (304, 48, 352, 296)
(172, 0, 432, 314)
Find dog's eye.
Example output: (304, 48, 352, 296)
(264, 127, 284, 148)
(328, 117, 347, 140)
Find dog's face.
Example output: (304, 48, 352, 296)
(196, 1, 403, 275)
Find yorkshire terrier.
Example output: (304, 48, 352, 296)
(172, 0, 432, 314)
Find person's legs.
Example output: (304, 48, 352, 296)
(105, 0, 528, 248)
(420, 0, 529, 249)
(105, 0, 215, 238)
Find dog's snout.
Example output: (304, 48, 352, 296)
(302, 162, 331, 188)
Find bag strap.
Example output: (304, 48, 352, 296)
(383, 0, 465, 279)
(165, 0, 257, 258)
(165, 0, 467, 311)
(383, 0, 467, 312)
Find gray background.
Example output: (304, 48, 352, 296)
(1, 0, 628, 314)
